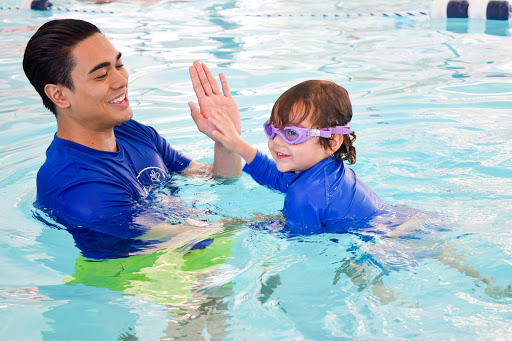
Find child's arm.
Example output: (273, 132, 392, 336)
(208, 109, 297, 193)
(209, 110, 294, 193)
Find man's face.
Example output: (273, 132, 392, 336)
(61, 32, 132, 130)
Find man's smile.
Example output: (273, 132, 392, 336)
(109, 93, 127, 104)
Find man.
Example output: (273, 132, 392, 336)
(23, 19, 241, 249)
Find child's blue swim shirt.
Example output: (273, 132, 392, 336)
(243, 151, 385, 234)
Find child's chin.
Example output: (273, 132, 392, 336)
(275, 163, 295, 173)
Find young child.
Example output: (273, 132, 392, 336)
(208, 80, 386, 234)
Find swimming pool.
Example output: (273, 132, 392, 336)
(1, 0, 511, 339)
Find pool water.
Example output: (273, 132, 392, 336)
(1, 0, 511, 340)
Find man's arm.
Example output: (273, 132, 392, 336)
(187, 60, 242, 177)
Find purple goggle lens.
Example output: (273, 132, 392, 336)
(263, 120, 353, 145)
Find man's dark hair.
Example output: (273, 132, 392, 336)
(23, 19, 101, 115)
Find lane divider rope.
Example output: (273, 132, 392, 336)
(3, 0, 510, 21)
(1, 5, 428, 17)
(0, 6, 114, 13)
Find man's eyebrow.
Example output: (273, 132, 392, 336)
(88, 52, 123, 75)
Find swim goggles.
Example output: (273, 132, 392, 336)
(263, 120, 353, 145)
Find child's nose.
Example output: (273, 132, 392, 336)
(273, 134, 287, 146)
(274, 135, 286, 145)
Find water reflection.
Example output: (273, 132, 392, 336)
(431, 18, 511, 36)
(32, 177, 243, 339)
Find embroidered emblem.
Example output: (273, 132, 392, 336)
(149, 169, 161, 182)
(137, 166, 167, 186)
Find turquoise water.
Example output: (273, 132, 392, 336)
(1, 0, 511, 340)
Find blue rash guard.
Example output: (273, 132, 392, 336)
(35, 119, 191, 238)
(243, 151, 385, 234)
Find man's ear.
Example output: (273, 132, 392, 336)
(44, 84, 71, 109)
(327, 134, 343, 154)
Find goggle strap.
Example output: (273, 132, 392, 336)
(330, 126, 353, 135)
(319, 123, 353, 137)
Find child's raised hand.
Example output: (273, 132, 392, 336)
(208, 109, 242, 152)
(209, 108, 257, 164)
(188, 61, 241, 141)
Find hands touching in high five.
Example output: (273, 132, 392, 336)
(188, 60, 241, 139)
(188, 61, 256, 170)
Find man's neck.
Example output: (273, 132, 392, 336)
(56, 124, 118, 152)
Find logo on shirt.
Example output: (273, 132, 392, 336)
(136, 166, 168, 186)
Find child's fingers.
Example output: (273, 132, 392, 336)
(209, 111, 236, 137)
(211, 129, 223, 142)
(208, 111, 227, 131)
(211, 129, 233, 148)
(212, 129, 237, 152)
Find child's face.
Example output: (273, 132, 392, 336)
(268, 115, 333, 173)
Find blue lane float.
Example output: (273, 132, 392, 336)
(481, 0, 511, 19)
(447, 0, 470, 18)
(30, 0, 52, 10)
(8, 0, 114, 13)
(430, 0, 512, 20)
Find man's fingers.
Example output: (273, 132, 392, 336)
(193, 60, 213, 96)
(189, 102, 206, 129)
(189, 65, 205, 98)
(188, 101, 199, 113)
(219, 73, 232, 98)
(203, 63, 221, 95)
(191, 61, 230, 101)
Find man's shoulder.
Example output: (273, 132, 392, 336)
(37, 140, 88, 192)
(39, 137, 78, 174)
(36, 140, 79, 209)
(37, 134, 115, 189)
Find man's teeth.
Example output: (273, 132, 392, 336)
(277, 153, 286, 156)
(110, 94, 125, 104)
